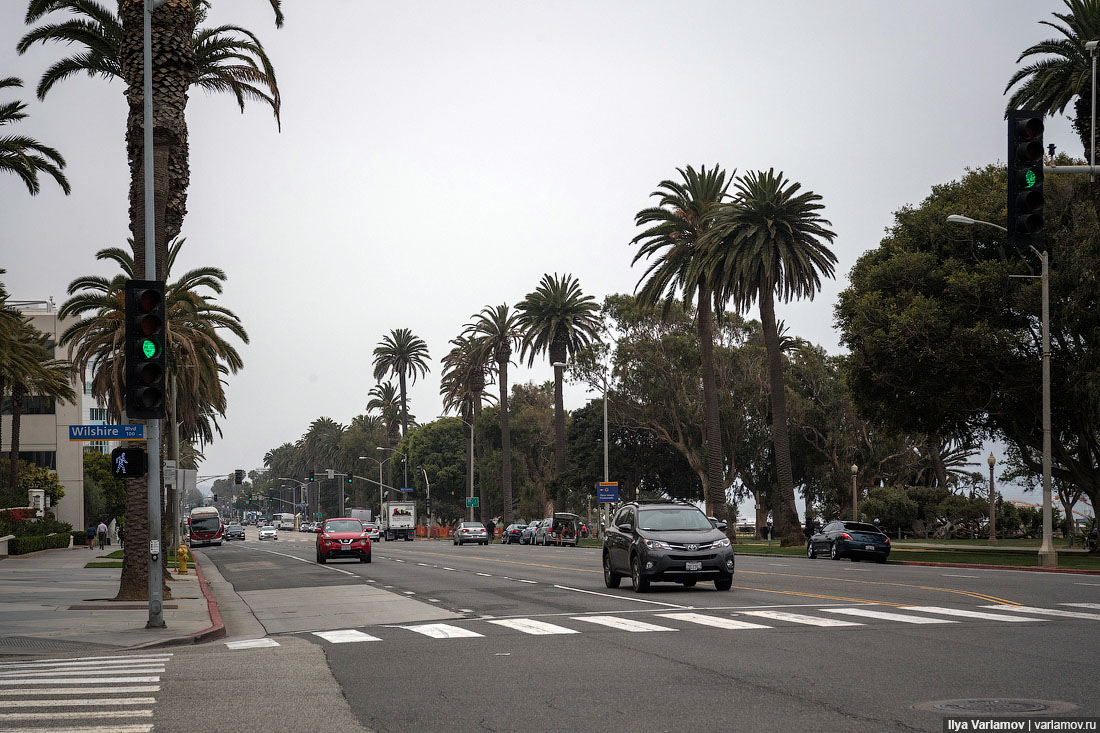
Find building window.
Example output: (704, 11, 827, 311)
(84, 442, 110, 455)
(1, 396, 56, 415)
(84, 382, 94, 396)
(17, 451, 56, 470)
(89, 408, 108, 422)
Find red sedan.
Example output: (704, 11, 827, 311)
(316, 518, 372, 564)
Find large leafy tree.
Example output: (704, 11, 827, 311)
(20, 0, 282, 278)
(700, 169, 838, 544)
(367, 381, 403, 499)
(0, 77, 69, 195)
(517, 274, 601, 481)
(440, 333, 494, 517)
(372, 328, 431, 440)
(630, 165, 732, 522)
(468, 304, 524, 524)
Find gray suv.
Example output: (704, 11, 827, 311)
(603, 501, 734, 592)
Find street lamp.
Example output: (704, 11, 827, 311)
(987, 453, 997, 546)
(850, 464, 858, 521)
(947, 213, 1055, 566)
(360, 453, 390, 517)
(440, 415, 476, 521)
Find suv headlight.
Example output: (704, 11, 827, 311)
(643, 539, 671, 550)
(713, 538, 731, 548)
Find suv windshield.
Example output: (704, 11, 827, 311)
(324, 520, 363, 533)
(637, 508, 713, 532)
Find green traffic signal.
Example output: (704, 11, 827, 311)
(141, 338, 157, 358)
(1024, 169, 1036, 189)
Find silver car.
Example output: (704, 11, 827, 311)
(362, 522, 381, 542)
(520, 522, 540, 545)
(258, 525, 277, 541)
(453, 521, 489, 546)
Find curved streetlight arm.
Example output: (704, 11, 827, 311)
(946, 214, 1007, 232)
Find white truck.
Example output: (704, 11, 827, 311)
(381, 501, 415, 541)
(349, 508, 372, 524)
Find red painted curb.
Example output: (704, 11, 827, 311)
(188, 561, 226, 643)
(895, 560, 1100, 575)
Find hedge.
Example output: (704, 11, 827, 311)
(8, 533, 73, 555)
(71, 530, 87, 545)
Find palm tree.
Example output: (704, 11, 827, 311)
(0, 272, 37, 462)
(0, 77, 70, 195)
(440, 333, 495, 517)
(20, 0, 281, 278)
(372, 329, 430, 439)
(517, 274, 601, 480)
(468, 304, 524, 524)
(700, 168, 837, 544)
(1005, 0, 1100, 164)
(630, 164, 732, 521)
(367, 381, 403, 499)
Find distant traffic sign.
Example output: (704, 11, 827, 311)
(70, 424, 144, 441)
(397, 487, 415, 493)
(597, 482, 619, 503)
(466, 497, 480, 508)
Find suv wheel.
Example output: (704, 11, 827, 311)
(714, 575, 732, 591)
(603, 553, 621, 588)
(630, 555, 649, 593)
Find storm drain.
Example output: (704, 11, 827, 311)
(935, 700, 1049, 713)
(0, 636, 118, 653)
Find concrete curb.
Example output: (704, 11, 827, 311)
(735, 551, 1100, 575)
(188, 561, 226, 643)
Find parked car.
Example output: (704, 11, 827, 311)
(258, 525, 277, 541)
(362, 522, 381, 542)
(807, 521, 891, 563)
(299, 522, 312, 533)
(532, 514, 580, 546)
(453, 521, 489, 545)
(225, 524, 245, 541)
(316, 518, 371, 564)
(502, 523, 526, 544)
(603, 500, 735, 592)
(520, 522, 540, 545)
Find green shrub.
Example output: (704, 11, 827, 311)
(71, 530, 87, 545)
(8, 533, 72, 555)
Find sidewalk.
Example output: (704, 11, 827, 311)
(0, 546, 222, 656)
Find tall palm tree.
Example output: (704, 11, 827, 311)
(0, 272, 38, 462)
(372, 328, 430, 439)
(700, 169, 837, 544)
(517, 274, 601, 480)
(1005, 0, 1100, 163)
(20, 0, 281, 278)
(440, 333, 495, 517)
(630, 164, 732, 521)
(0, 77, 70, 195)
(468, 304, 523, 523)
(367, 381, 403, 499)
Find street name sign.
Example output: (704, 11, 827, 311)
(69, 424, 144, 441)
(466, 497, 480, 507)
(597, 481, 619, 503)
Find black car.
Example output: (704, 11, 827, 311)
(225, 524, 245, 541)
(807, 520, 891, 562)
(502, 523, 526, 544)
(603, 501, 735, 592)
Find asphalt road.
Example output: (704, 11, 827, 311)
(173, 529, 1100, 733)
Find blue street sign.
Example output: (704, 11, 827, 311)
(397, 487, 415, 493)
(70, 424, 144, 441)
(597, 482, 619, 503)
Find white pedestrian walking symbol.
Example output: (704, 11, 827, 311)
(115, 452, 128, 474)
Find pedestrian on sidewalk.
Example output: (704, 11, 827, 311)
(85, 523, 95, 550)
(96, 520, 108, 550)
(486, 519, 495, 544)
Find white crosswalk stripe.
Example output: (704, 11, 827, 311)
(400, 623, 484, 639)
(225, 638, 280, 649)
(737, 610, 863, 627)
(572, 616, 678, 632)
(656, 613, 770, 630)
(981, 605, 1100, 620)
(820, 608, 957, 624)
(312, 629, 381, 643)
(0, 653, 170, 732)
(487, 619, 579, 635)
(901, 606, 1045, 622)
(1061, 603, 1100, 610)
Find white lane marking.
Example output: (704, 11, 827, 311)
(0, 668, 164, 679)
(768, 564, 790, 567)
(403, 591, 416, 595)
(312, 630, 381, 644)
(443, 567, 457, 571)
(1073, 582, 1100, 587)
(0, 677, 160, 686)
(0, 697, 155, 709)
(0, 686, 159, 697)
(0, 726, 152, 733)
(476, 573, 492, 577)
(400, 624, 483, 639)
(428, 599, 440, 603)
(417, 563, 428, 567)
(225, 638, 279, 649)
(487, 619, 579, 635)
(822, 608, 957, 624)
(902, 606, 1044, 622)
(1062, 603, 1100, 610)
(393, 559, 405, 563)
(249, 547, 358, 576)
(0, 655, 171, 669)
(553, 585, 691, 609)
(572, 616, 678, 633)
(458, 609, 473, 613)
(942, 574, 979, 578)
(738, 610, 862, 627)
(0, 710, 152, 721)
(656, 613, 769, 630)
(0, 659, 171, 671)
(517, 579, 537, 584)
(982, 605, 1100, 620)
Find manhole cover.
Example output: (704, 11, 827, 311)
(935, 700, 1049, 713)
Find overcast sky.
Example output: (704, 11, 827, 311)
(0, 1, 1089, 515)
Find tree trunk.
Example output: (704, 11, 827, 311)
(116, 442, 149, 600)
(7, 384, 24, 491)
(696, 285, 727, 524)
(499, 357, 513, 525)
(1071, 97, 1100, 221)
(399, 371, 408, 439)
(551, 343, 567, 478)
(760, 288, 800, 545)
(929, 440, 949, 489)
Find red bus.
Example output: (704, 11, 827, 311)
(188, 506, 224, 547)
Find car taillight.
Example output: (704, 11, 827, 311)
(884, 537, 891, 545)
(840, 532, 853, 540)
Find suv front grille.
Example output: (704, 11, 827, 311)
(669, 553, 717, 561)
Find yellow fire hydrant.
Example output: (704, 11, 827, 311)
(176, 543, 191, 575)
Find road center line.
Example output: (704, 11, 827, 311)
(552, 585, 691, 609)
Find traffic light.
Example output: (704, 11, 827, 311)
(234, 469, 245, 486)
(212, 493, 218, 502)
(1007, 110, 1045, 244)
(347, 475, 353, 484)
(308, 470, 315, 482)
(124, 280, 167, 420)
